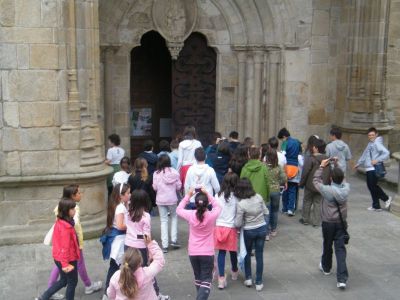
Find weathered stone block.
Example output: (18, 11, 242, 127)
(0, 28, 54, 44)
(0, 151, 5, 176)
(311, 50, 329, 63)
(30, 44, 59, 69)
(3, 127, 59, 151)
(17, 45, 29, 69)
(3, 102, 19, 128)
(60, 130, 80, 150)
(0, 102, 3, 128)
(19, 102, 56, 127)
(21, 151, 58, 175)
(41, 0, 58, 27)
(0, 0, 15, 26)
(285, 49, 310, 82)
(308, 108, 327, 125)
(8, 70, 58, 101)
(0, 44, 17, 69)
(15, 0, 41, 27)
(311, 36, 329, 50)
(59, 150, 81, 173)
(6, 151, 21, 176)
(312, 10, 330, 36)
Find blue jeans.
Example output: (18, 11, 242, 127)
(282, 182, 297, 212)
(244, 225, 267, 285)
(366, 170, 389, 209)
(217, 250, 238, 277)
(268, 192, 281, 232)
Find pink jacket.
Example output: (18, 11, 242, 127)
(124, 212, 151, 249)
(107, 240, 165, 300)
(176, 194, 221, 256)
(152, 167, 182, 206)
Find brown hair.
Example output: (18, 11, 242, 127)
(119, 247, 142, 298)
(183, 126, 197, 140)
(129, 189, 151, 222)
(105, 183, 130, 232)
(195, 192, 209, 223)
(248, 146, 261, 160)
(57, 198, 76, 221)
(62, 184, 79, 199)
(265, 148, 278, 168)
(133, 157, 148, 182)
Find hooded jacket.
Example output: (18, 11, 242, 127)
(52, 218, 80, 268)
(139, 151, 158, 176)
(240, 160, 270, 203)
(285, 136, 300, 166)
(325, 140, 352, 173)
(152, 167, 182, 206)
(299, 153, 330, 193)
(207, 151, 230, 183)
(313, 167, 349, 223)
(177, 139, 202, 170)
(357, 138, 389, 170)
(184, 163, 220, 199)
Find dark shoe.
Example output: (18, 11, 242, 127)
(299, 218, 309, 225)
(162, 247, 168, 253)
(170, 241, 181, 249)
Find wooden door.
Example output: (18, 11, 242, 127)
(171, 33, 216, 147)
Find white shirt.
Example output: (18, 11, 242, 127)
(216, 192, 238, 228)
(184, 163, 220, 202)
(277, 151, 287, 168)
(107, 146, 125, 165)
(110, 203, 127, 264)
(112, 171, 130, 186)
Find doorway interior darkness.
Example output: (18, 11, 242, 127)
(130, 31, 216, 158)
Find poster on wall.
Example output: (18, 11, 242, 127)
(131, 107, 152, 137)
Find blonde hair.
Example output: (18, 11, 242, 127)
(134, 157, 148, 182)
(119, 248, 143, 298)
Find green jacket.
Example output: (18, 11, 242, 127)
(240, 159, 270, 204)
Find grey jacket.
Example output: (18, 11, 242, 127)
(357, 138, 389, 169)
(313, 168, 350, 223)
(325, 140, 352, 173)
(235, 194, 269, 230)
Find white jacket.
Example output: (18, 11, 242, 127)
(177, 139, 202, 170)
(184, 163, 220, 202)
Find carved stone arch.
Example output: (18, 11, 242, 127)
(233, 0, 264, 45)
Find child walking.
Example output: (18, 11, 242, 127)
(47, 185, 102, 300)
(36, 199, 80, 300)
(214, 172, 239, 289)
(177, 189, 221, 300)
(100, 183, 130, 300)
(152, 154, 182, 253)
(107, 235, 165, 300)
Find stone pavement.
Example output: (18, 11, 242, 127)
(1, 174, 400, 300)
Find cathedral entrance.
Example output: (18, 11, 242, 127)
(130, 31, 216, 157)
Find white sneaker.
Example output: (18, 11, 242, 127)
(287, 210, 295, 216)
(255, 283, 264, 291)
(158, 294, 170, 300)
(367, 207, 382, 212)
(85, 281, 102, 294)
(265, 235, 270, 241)
(50, 293, 65, 300)
(385, 196, 392, 209)
(101, 295, 108, 300)
(337, 282, 346, 289)
(244, 279, 252, 287)
(319, 262, 331, 275)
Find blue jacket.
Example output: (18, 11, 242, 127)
(285, 137, 300, 166)
(99, 227, 126, 260)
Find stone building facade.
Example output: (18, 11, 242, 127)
(0, 0, 399, 245)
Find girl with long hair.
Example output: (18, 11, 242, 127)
(128, 157, 156, 209)
(176, 189, 221, 300)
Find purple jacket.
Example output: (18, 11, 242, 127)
(152, 167, 182, 206)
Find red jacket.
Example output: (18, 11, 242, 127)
(52, 219, 80, 268)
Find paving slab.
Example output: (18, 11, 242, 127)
(1, 175, 399, 300)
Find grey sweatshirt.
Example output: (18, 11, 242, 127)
(357, 139, 389, 170)
(235, 194, 269, 230)
(313, 167, 350, 223)
(325, 140, 352, 173)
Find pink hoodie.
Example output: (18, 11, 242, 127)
(152, 167, 182, 206)
(124, 212, 151, 249)
(176, 194, 221, 256)
(107, 240, 165, 300)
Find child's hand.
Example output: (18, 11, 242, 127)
(200, 187, 208, 195)
(320, 159, 330, 168)
(188, 188, 195, 197)
(144, 234, 152, 246)
(62, 264, 74, 273)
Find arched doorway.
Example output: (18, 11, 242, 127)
(130, 31, 216, 157)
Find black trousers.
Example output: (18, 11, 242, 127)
(321, 222, 349, 283)
(189, 255, 214, 300)
(104, 258, 119, 294)
(366, 170, 388, 209)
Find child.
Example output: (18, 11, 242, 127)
(158, 140, 171, 157)
(107, 235, 165, 300)
(177, 189, 221, 300)
(100, 183, 130, 300)
(36, 199, 80, 300)
(47, 185, 102, 300)
(152, 154, 182, 253)
(207, 140, 231, 184)
(168, 139, 179, 170)
(128, 158, 156, 209)
(112, 156, 131, 186)
(105, 134, 125, 195)
(214, 172, 239, 289)
(125, 190, 169, 300)
(139, 140, 158, 176)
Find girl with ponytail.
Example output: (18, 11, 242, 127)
(107, 234, 165, 300)
(176, 188, 221, 300)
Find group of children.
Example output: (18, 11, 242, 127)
(36, 124, 359, 299)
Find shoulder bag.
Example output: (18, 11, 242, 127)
(334, 200, 350, 245)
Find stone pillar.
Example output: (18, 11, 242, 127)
(252, 51, 264, 145)
(244, 53, 254, 139)
(390, 152, 400, 216)
(236, 51, 247, 138)
(102, 47, 116, 139)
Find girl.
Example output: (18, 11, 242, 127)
(177, 126, 202, 185)
(105, 134, 126, 195)
(208, 140, 231, 184)
(229, 144, 248, 177)
(264, 148, 287, 239)
(234, 178, 269, 292)
(128, 158, 156, 209)
(113, 156, 131, 186)
(214, 172, 239, 289)
(36, 199, 80, 300)
(100, 183, 130, 300)
(152, 154, 182, 253)
(47, 185, 102, 300)
(107, 235, 165, 300)
(177, 189, 221, 300)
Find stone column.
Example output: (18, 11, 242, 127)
(252, 51, 264, 145)
(236, 51, 247, 138)
(267, 50, 282, 138)
(244, 53, 254, 139)
(390, 152, 400, 216)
